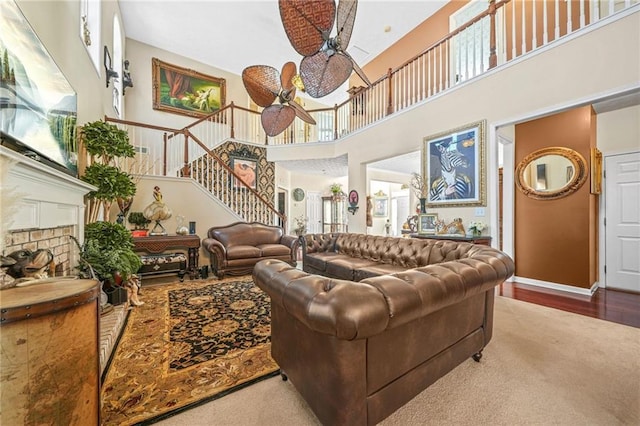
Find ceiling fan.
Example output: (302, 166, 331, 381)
(242, 61, 316, 137)
(279, 0, 372, 99)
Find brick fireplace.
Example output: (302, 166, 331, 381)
(1, 146, 94, 274)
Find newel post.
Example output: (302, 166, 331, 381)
(488, 0, 497, 69)
(162, 132, 168, 176)
(230, 101, 235, 139)
(182, 130, 191, 177)
(386, 68, 394, 116)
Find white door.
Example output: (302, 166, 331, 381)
(605, 152, 640, 292)
(306, 191, 322, 234)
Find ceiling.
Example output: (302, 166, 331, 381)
(119, 1, 447, 178)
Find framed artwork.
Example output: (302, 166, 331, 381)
(152, 58, 226, 118)
(230, 156, 258, 190)
(423, 120, 486, 207)
(373, 196, 388, 217)
(418, 213, 438, 235)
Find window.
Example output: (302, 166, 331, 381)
(79, 0, 100, 74)
(112, 15, 123, 117)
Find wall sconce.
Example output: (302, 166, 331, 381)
(103, 45, 119, 88)
(347, 190, 359, 215)
(122, 60, 133, 95)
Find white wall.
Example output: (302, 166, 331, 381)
(597, 105, 640, 155)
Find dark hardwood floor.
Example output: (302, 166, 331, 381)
(499, 281, 640, 328)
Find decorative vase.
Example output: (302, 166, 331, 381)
(419, 198, 427, 214)
(175, 215, 189, 235)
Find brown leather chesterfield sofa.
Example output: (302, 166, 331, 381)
(202, 221, 298, 278)
(253, 233, 515, 425)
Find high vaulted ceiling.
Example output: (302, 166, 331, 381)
(119, 0, 448, 176)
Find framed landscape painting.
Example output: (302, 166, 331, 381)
(423, 120, 486, 208)
(152, 58, 226, 118)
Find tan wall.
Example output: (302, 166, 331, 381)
(118, 176, 239, 267)
(514, 106, 597, 289)
(15, 0, 121, 123)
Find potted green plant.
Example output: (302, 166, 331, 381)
(128, 212, 151, 236)
(73, 221, 142, 305)
(80, 120, 137, 223)
(330, 182, 343, 195)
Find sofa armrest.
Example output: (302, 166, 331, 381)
(253, 259, 390, 340)
(202, 237, 226, 267)
(280, 234, 300, 259)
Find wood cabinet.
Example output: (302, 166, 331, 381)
(322, 195, 348, 233)
(0, 279, 101, 425)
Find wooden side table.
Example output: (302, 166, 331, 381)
(409, 233, 492, 246)
(133, 234, 201, 279)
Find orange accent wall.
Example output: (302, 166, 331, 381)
(514, 106, 597, 289)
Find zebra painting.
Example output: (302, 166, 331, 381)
(429, 142, 474, 201)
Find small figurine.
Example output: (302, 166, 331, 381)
(143, 186, 173, 235)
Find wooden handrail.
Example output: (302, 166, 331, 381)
(104, 116, 182, 134)
(185, 131, 286, 227)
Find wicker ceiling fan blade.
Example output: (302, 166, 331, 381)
(279, 0, 335, 56)
(342, 49, 371, 87)
(300, 51, 352, 98)
(280, 61, 297, 93)
(288, 99, 317, 125)
(261, 105, 296, 137)
(336, 0, 357, 50)
(242, 65, 280, 107)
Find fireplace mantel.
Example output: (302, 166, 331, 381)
(1, 146, 95, 233)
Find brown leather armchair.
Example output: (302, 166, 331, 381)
(202, 221, 298, 278)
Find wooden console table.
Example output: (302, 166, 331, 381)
(410, 234, 492, 246)
(133, 234, 201, 279)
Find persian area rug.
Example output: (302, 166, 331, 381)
(101, 277, 279, 425)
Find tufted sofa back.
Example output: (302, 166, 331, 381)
(314, 233, 476, 268)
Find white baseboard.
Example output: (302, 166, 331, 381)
(508, 276, 599, 297)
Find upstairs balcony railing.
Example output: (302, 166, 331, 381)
(105, 0, 636, 222)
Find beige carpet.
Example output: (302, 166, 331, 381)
(154, 296, 640, 426)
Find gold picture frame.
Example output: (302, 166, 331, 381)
(418, 213, 438, 235)
(423, 120, 486, 208)
(152, 58, 226, 118)
(590, 147, 602, 194)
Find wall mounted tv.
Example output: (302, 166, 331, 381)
(0, 0, 78, 176)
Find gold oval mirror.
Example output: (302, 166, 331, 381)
(515, 147, 588, 200)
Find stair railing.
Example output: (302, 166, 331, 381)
(105, 116, 286, 229)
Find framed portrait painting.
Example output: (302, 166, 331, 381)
(230, 156, 258, 190)
(152, 58, 226, 118)
(423, 120, 486, 208)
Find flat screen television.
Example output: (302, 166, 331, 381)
(0, 0, 78, 176)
